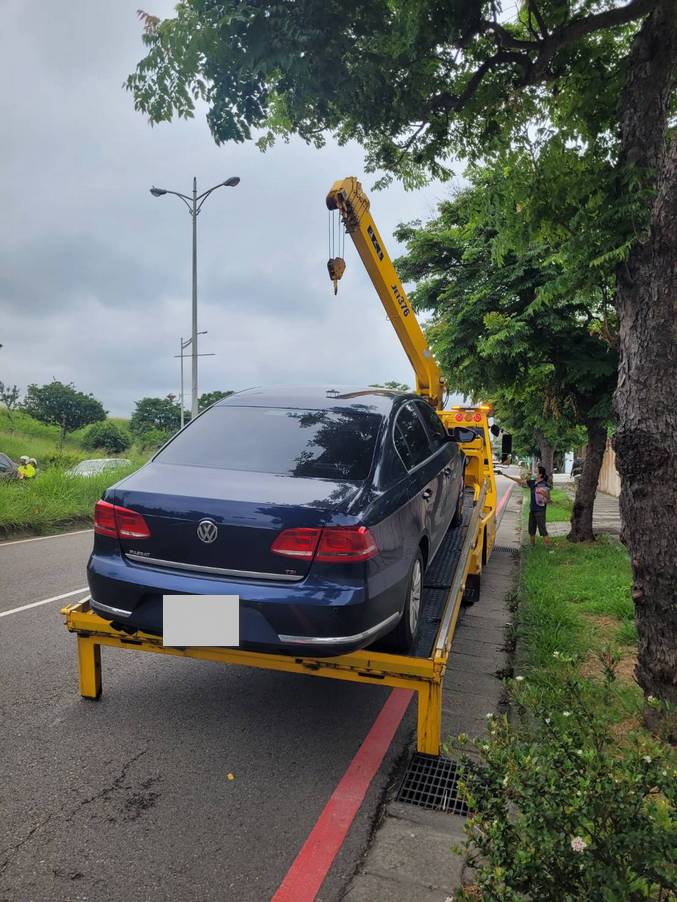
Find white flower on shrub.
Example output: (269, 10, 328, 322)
(570, 836, 588, 853)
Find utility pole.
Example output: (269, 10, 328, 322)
(151, 175, 240, 418)
(174, 332, 212, 428)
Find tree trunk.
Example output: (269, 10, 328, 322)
(568, 421, 607, 543)
(533, 428, 554, 478)
(614, 0, 677, 730)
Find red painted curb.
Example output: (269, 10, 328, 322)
(272, 687, 414, 902)
(495, 484, 513, 523)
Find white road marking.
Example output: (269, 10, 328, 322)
(0, 587, 89, 618)
(0, 528, 92, 548)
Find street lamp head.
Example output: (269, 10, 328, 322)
(150, 186, 168, 197)
(223, 177, 240, 187)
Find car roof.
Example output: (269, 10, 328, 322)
(215, 386, 413, 415)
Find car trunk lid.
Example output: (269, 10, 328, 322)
(112, 463, 363, 580)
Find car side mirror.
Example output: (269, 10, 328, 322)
(450, 426, 477, 443)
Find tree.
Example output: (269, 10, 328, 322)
(0, 381, 21, 430)
(491, 384, 587, 475)
(82, 421, 132, 454)
(128, 2, 676, 721)
(395, 182, 617, 542)
(22, 381, 106, 447)
(129, 396, 182, 436)
(199, 389, 233, 410)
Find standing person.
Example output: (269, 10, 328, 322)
(502, 465, 551, 546)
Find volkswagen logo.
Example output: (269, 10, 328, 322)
(196, 519, 218, 544)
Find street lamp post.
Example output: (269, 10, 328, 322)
(151, 175, 240, 418)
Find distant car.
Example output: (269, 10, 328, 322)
(0, 452, 18, 480)
(87, 387, 467, 655)
(68, 458, 132, 477)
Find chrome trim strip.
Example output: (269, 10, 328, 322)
(278, 612, 399, 646)
(90, 599, 132, 619)
(124, 553, 304, 583)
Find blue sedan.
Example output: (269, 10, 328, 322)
(87, 387, 465, 655)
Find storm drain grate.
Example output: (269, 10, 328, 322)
(492, 545, 519, 556)
(397, 753, 469, 814)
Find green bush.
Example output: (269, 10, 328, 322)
(455, 672, 676, 901)
(135, 428, 171, 453)
(42, 451, 82, 470)
(82, 420, 131, 453)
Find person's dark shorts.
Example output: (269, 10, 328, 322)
(528, 509, 548, 537)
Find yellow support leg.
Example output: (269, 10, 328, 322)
(416, 679, 442, 756)
(77, 636, 102, 699)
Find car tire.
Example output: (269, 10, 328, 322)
(451, 487, 464, 527)
(386, 550, 424, 654)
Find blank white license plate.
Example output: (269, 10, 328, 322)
(162, 595, 240, 647)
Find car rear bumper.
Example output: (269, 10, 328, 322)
(87, 550, 405, 656)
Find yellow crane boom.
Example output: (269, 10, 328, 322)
(326, 176, 446, 409)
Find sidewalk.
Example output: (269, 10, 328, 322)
(342, 490, 522, 902)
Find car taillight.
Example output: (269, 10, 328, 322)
(316, 526, 378, 562)
(272, 525, 378, 564)
(94, 499, 151, 540)
(94, 500, 117, 537)
(271, 527, 321, 559)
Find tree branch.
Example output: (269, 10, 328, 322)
(438, 0, 655, 114)
(523, 0, 655, 84)
(434, 50, 528, 113)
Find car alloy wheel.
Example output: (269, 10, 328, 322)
(408, 557, 422, 635)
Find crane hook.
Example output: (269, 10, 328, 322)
(327, 257, 346, 295)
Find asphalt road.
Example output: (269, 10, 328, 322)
(0, 529, 409, 902)
(1, 475, 512, 901)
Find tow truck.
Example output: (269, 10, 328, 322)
(62, 177, 503, 757)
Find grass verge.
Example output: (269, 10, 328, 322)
(547, 486, 573, 522)
(454, 502, 675, 900)
(0, 463, 140, 537)
(519, 536, 636, 672)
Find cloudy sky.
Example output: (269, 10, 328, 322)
(1, 1, 462, 417)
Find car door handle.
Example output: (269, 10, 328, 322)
(421, 488, 433, 500)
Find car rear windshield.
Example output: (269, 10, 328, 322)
(155, 406, 383, 481)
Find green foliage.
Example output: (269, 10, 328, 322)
(126, 1, 650, 192)
(451, 535, 674, 899)
(129, 396, 181, 436)
(199, 389, 233, 410)
(21, 380, 106, 441)
(395, 172, 617, 443)
(82, 421, 132, 454)
(0, 462, 140, 536)
(456, 677, 676, 901)
(0, 382, 21, 427)
(135, 428, 172, 453)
